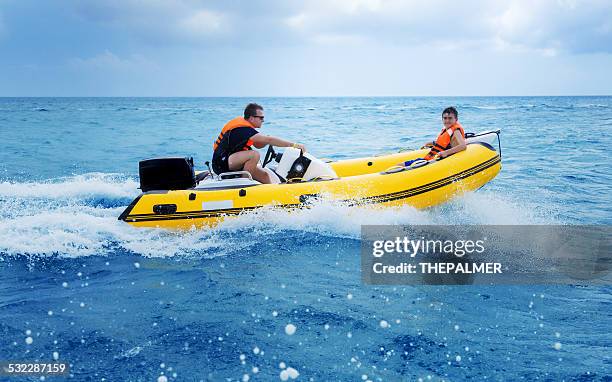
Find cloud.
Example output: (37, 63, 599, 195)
(69, 50, 158, 72)
(283, 1, 496, 45)
(282, 0, 612, 54)
(178, 9, 226, 38)
(68, 0, 612, 54)
(3, 0, 612, 97)
(488, 0, 612, 54)
(312, 33, 368, 46)
(71, 0, 230, 44)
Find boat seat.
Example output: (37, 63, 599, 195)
(195, 176, 261, 190)
(217, 171, 253, 180)
(195, 169, 284, 189)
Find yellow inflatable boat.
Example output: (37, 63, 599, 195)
(119, 131, 502, 229)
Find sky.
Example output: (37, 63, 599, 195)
(0, 0, 611, 96)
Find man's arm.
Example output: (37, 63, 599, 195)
(439, 132, 467, 158)
(251, 133, 307, 153)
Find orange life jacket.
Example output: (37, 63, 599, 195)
(424, 122, 465, 160)
(213, 117, 258, 153)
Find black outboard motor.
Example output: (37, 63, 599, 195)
(139, 157, 196, 192)
(286, 153, 312, 180)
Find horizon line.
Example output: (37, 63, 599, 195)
(1, 95, 611, 98)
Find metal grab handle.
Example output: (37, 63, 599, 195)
(466, 130, 502, 158)
(466, 129, 501, 138)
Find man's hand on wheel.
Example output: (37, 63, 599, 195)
(293, 143, 307, 154)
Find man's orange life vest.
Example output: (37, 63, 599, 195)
(213, 117, 259, 154)
(424, 122, 465, 160)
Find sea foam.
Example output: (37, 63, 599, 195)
(0, 173, 555, 259)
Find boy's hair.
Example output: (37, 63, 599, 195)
(442, 106, 458, 119)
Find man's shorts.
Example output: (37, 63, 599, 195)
(212, 153, 229, 174)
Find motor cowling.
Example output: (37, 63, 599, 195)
(275, 147, 337, 181)
(139, 157, 196, 192)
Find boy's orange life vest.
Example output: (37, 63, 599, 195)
(424, 122, 465, 160)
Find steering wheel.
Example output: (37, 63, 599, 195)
(262, 145, 277, 168)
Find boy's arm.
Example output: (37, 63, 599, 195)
(439, 133, 467, 158)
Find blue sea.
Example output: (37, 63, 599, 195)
(0, 97, 610, 381)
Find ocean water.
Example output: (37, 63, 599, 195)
(0, 97, 610, 381)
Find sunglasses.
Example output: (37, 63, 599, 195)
(253, 116, 265, 120)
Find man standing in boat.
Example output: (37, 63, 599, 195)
(212, 103, 306, 184)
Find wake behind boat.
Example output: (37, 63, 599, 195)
(118, 131, 502, 229)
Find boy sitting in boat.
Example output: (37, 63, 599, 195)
(212, 103, 306, 184)
(402, 106, 467, 166)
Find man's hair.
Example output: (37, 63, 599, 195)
(442, 106, 458, 119)
(244, 103, 264, 119)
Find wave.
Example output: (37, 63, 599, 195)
(338, 104, 391, 111)
(0, 173, 556, 259)
(0, 173, 138, 200)
(573, 103, 610, 109)
(463, 103, 607, 111)
(115, 106, 200, 112)
(469, 105, 512, 110)
(464, 105, 535, 110)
